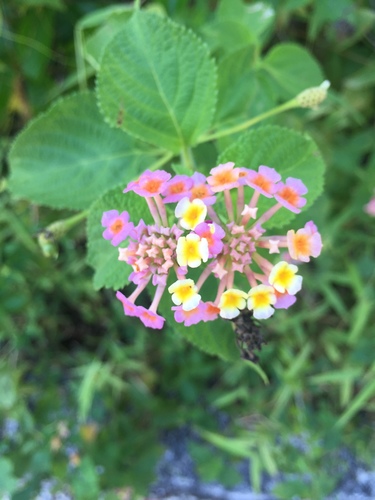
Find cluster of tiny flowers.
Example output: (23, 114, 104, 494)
(101, 164, 323, 330)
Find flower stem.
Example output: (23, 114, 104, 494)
(224, 190, 234, 221)
(199, 98, 298, 143)
(154, 194, 168, 226)
(254, 202, 283, 227)
(146, 198, 162, 225)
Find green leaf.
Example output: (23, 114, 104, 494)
(8, 92, 159, 210)
(200, 19, 256, 58)
(261, 43, 324, 99)
(0, 458, 18, 495)
(0, 373, 16, 410)
(218, 125, 325, 228)
(215, 46, 257, 123)
(87, 187, 153, 290)
(80, 7, 134, 69)
(216, 0, 275, 41)
(71, 457, 100, 500)
(97, 11, 217, 153)
(308, 0, 355, 40)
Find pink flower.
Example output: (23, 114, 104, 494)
(172, 303, 205, 326)
(274, 290, 297, 310)
(138, 307, 165, 329)
(162, 175, 193, 203)
(124, 169, 171, 197)
(287, 221, 323, 262)
(274, 177, 307, 213)
(201, 301, 220, 321)
(116, 291, 142, 317)
(189, 172, 216, 205)
(102, 210, 133, 246)
(246, 165, 281, 198)
(207, 162, 240, 192)
(237, 167, 251, 186)
(194, 222, 225, 257)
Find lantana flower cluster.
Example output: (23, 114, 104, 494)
(102, 163, 322, 329)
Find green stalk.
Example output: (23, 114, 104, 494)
(180, 145, 196, 172)
(150, 151, 174, 171)
(199, 98, 299, 143)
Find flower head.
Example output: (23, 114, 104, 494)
(172, 302, 205, 326)
(176, 233, 209, 268)
(247, 285, 276, 320)
(116, 291, 142, 317)
(246, 166, 281, 198)
(190, 172, 216, 205)
(175, 197, 207, 230)
(287, 221, 323, 262)
(207, 162, 240, 192)
(162, 175, 193, 203)
(168, 279, 201, 311)
(218, 289, 248, 319)
(269, 261, 302, 295)
(275, 177, 308, 213)
(102, 210, 133, 246)
(194, 222, 225, 258)
(138, 307, 165, 329)
(124, 169, 171, 197)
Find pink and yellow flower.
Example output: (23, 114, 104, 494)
(124, 169, 171, 197)
(172, 302, 205, 326)
(274, 177, 308, 213)
(102, 210, 133, 246)
(247, 285, 276, 320)
(175, 197, 207, 230)
(287, 221, 323, 262)
(246, 165, 281, 198)
(207, 162, 240, 192)
(269, 261, 302, 295)
(103, 162, 321, 333)
(194, 222, 225, 258)
(218, 288, 248, 319)
(176, 233, 209, 268)
(189, 172, 216, 205)
(162, 175, 193, 203)
(168, 279, 201, 311)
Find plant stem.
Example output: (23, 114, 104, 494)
(134, 0, 141, 10)
(61, 210, 89, 231)
(150, 152, 174, 171)
(180, 146, 196, 171)
(199, 98, 299, 143)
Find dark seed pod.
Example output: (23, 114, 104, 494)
(231, 310, 267, 363)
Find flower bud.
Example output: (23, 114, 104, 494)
(296, 80, 330, 109)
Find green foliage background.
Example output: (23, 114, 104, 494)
(1, 0, 375, 498)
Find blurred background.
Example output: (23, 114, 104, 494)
(1, 0, 375, 498)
